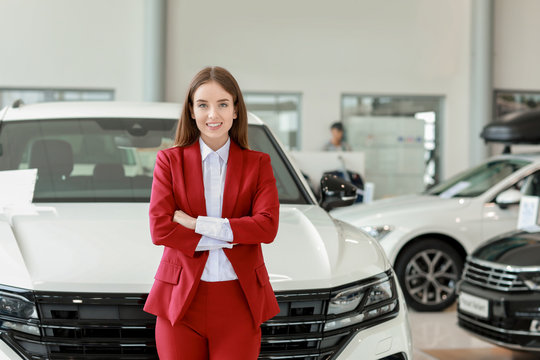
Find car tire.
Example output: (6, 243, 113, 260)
(395, 239, 463, 312)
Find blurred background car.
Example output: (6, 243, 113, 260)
(331, 110, 540, 312)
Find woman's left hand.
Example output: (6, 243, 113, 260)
(173, 209, 197, 230)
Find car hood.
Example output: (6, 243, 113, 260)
(330, 194, 471, 227)
(0, 203, 389, 293)
(472, 230, 540, 267)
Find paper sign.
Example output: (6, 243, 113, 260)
(0, 169, 37, 209)
(517, 195, 540, 231)
(439, 181, 471, 199)
(459, 292, 489, 319)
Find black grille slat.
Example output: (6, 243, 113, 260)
(457, 313, 540, 349)
(462, 259, 529, 292)
(23, 293, 157, 359)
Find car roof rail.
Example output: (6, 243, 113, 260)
(12, 99, 25, 108)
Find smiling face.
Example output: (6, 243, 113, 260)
(190, 81, 237, 151)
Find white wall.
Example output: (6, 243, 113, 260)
(166, 0, 471, 179)
(489, 0, 540, 156)
(494, 0, 540, 91)
(2, 1, 539, 180)
(0, 0, 146, 100)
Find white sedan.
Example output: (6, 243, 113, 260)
(331, 153, 540, 311)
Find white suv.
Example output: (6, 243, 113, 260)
(332, 152, 540, 311)
(0, 101, 412, 360)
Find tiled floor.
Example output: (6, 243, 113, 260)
(409, 304, 539, 360)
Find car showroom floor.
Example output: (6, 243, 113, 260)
(410, 304, 538, 360)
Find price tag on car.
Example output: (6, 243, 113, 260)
(459, 292, 489, 319)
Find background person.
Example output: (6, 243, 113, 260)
(322, 121, 352, 151)
(144, 66, 280, 359)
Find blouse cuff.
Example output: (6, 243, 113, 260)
(195, 216, 234, 242)
(196, 236, 234, 251)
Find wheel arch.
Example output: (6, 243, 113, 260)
(394, 233, 468, 267)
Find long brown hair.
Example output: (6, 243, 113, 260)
(174, 66, 249, 149)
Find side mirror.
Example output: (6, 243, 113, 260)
(495, 188, 522, 209)
(319, 174, 357, 211)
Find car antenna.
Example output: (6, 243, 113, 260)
(0, 99, 24, 137)
(0, 99, 24, 138)
(502, 144, 511, 154)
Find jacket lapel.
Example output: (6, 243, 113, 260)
(222, 141, 243, 218)
(183, 141, 207, 217)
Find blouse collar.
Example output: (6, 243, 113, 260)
(199, 137, 231, 164)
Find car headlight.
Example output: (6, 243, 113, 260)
(365, 280, 393, 306)
(360, 225, 394, 241)
(0, 286, 40, 336)
(519, 272, 540, 291)
(327, 285, 364, 315)
(324, 271, 398, 331)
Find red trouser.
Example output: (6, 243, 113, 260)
(155, 280, 261, 360)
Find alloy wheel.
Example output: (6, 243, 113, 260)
(403, 249, 459, 306)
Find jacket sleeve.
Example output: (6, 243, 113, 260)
(148, 150, 200, 257)
(228, 153, 280, 244)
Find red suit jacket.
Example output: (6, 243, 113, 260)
(143, 140, 280, 327)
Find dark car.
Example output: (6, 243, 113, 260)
(457, 229, 540, 351)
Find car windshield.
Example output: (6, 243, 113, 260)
(426, 159, 530, 198)
(0, 119, 309, 204)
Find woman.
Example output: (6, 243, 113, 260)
(143, 66, 280, 359)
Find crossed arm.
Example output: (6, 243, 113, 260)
(149, 151, 279, 257)
(174, 211, 234, 250)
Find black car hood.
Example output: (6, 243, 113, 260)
(472, 230, 540, 266)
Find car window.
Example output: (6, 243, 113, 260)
(522, 171, 540, 197)
(0, 119, 309, 204)
(427, 159, 530, 198)
(248, 125, 308, 204)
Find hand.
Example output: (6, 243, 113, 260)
(173, 209, 197, 230)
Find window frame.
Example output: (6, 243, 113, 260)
(494, 89, 540, 119)
(244, 91, 302, 151)
(0, 87, 115, 109)
(340, 93, 444, 197)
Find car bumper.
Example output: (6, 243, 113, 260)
(0, 283, 413, 360)
(457, 281, 540, 351)
(0, 309, 412, 360)
(337, 300, 412, 359)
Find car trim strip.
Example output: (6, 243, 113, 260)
(468, 256, 540, 273)
(458, 313, 540, 337)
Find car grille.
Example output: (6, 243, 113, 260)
(462, 258, 529, 292)
(261, 291, 358, 360)
(4, 276, 399, 360)
(6, 293, 157, 360)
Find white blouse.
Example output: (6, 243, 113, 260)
(194, 137, 237, 281)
